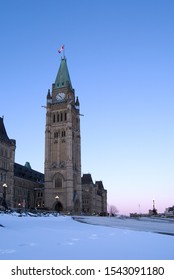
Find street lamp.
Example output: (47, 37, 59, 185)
(55, 195, 59, 200)
(2, 183, 8, 211)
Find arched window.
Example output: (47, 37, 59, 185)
(64, 112, 67, 121)
(60, 112, 63, 122)
(55, 177, 62, 188)
(57, 113, 59, 122)
(54, 132, 59, 138)
(61, 130, 66, 137)
(53, 114, 55, 123)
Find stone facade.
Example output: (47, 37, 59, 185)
(0, 57, 108, 214)
(44, 58, 82, 213)
(82, 174, 107, 215)
(14, 162, 44, 209)
(0, 117, 16, 209)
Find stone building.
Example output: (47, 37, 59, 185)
(0, 117, 16, 209)
(14, 162, 44, 209)
(44, 57, 82, 213)
(0, 116, 44, 210)
(0, 56, 107, 214)
(82, 174, 107, 215)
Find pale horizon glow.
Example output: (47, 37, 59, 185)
(0, 0, 174, 215)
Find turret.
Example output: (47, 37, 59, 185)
(47, 89, 52, 104)
(75, 96, 80, 110)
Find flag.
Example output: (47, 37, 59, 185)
(58, 45, 64, 53)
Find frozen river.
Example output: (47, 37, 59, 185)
(73, 216, 174, 236)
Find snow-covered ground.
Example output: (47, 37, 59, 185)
(0, 213, 174, 260)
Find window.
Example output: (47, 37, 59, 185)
(0, 173, 6, 182)
(64, 112, 67, 121)
(61, 130, 66, 137)
(57, 113, 60, 122)
(55, 177, 62, 188)
(54, 132, 59, 138)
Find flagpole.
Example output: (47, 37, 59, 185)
(63, 44, 65, 58)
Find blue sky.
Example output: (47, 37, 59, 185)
(0, 0, 174, 215)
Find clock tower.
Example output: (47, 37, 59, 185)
(44, 57, 82, 213)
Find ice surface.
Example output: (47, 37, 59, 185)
(0, 213, 174, 260)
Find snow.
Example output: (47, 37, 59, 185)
(0, 213, 174, 260)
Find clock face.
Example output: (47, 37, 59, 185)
(56, 92, 65, 102)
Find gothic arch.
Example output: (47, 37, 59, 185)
(53, 172, 64, 189)
(55, 201, 63, 212)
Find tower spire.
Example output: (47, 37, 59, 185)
(54, 57, 72, 89)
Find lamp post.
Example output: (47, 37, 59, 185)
(2, 183, 8, 211)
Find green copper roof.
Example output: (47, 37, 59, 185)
(25, 162, 32, 169)
(55, 58, 72, 89)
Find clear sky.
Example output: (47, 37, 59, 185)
(0, 0, 174, 215)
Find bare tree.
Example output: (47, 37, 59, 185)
(109, 205, 119, 216)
